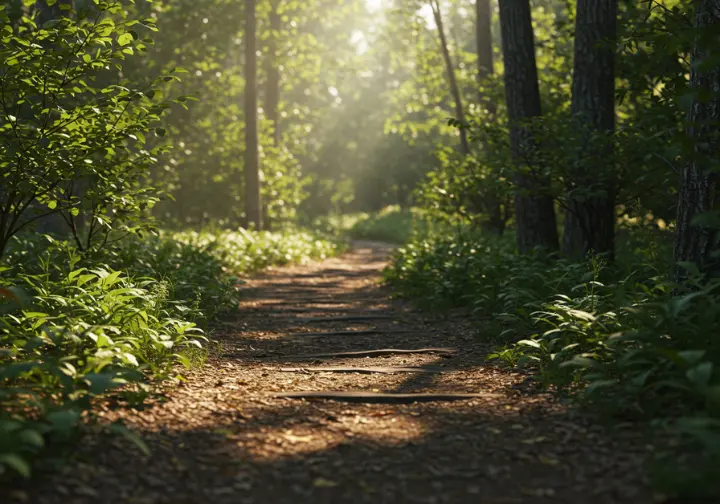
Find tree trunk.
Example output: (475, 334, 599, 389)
(674, 0, 720, 281)
(430, 0, 470, 156)
(562, 0, 617, 260)
(265, 0, 281, 147)
(475, 0, 506, 235)
(499, 0, 558, 253)
(244, 0, 262, 230)
(476, 0, 495, 111)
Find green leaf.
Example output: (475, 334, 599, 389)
(517, 339, 541, 349)
(107, 424, 150, 456)
(85, 372, 125, 395)
(46, 410, 80, 432)
(678, 350, 706, 365)
(687, 362, 713, 389)
(0, 454, 31, 478)
(117, 33, 133, 47)
(18, 429, 45, 448)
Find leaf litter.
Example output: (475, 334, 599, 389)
(6, 242, 661, 504)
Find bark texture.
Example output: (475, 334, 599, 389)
(476, 0, 494, 97)
(244, 0, 262, 229)
(431, 0, 470, 155)
(499, 0, 558, 252)
(475, 0, 506, 235)
(562, 0, 617, 260)
(265, 0, 281, 147)
(674, 0, 720, 280)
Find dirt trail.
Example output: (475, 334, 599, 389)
(14, 242, 656, 504)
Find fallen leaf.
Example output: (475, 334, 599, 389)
(313, 477, 338, 487)
(538, 454, 559, 465)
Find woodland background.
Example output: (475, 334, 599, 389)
(1, 0, 719, 499)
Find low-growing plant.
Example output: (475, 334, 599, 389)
(0, 225, 343, 479)
(0, 251, 206, 478)
(347, 206, 440, 244)
(388, 228, 720, 497)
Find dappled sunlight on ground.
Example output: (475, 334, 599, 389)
(10, 243, 655, 504)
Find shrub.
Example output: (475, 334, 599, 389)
(0, 227, 343, 479)
(387, 229, 720, 497)
(0, 250, 206, 479)
(0, 1, 188, 257)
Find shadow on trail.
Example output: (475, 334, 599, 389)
(11, 243, 655, 504)
(20, 398, 651, 504)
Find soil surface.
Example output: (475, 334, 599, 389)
(10, 242, 659, 504)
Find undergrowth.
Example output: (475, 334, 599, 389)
(314, 205, 456, 245)
(386, 226, 720, 498)
(0, 229, 341, 479)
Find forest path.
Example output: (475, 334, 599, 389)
(19, 242, 656, 504)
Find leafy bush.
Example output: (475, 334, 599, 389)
(387, 229, 720, 497)
(0, 227, 342, 479)
(0, 2, 189, 256)
(0, 252, 207, 479)
(385, 231, 589, 316)
(322, 206, 450, 245)
(166, 228, 346, 273)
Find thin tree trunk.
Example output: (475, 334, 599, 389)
(244, 0, 262, 230)
(475, 0, 506, 235)
(674, 0, 720, 281)
(265, 0, 281, 147)
(430, 0, 470, 155)
(499, 0, 558, 253)
(476, 0, 495, 113)
(562, 0, 617, 260)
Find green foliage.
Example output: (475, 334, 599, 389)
(386, 231, 589, 315)
(125, 0, 372, 226)
(0, 227, 341, 479)
(0, 1, 188, 255)
(0, 248, 207, 479)
(387, 225, 720, 497)
(166, 228, 346, 273)
(344, 206, 439, 244)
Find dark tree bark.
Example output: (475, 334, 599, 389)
(562, 0, 617, 260)
(430, 0, 470, 156)
(499, 0, 558, 252)
(476, 0, 494, 107)
(244, 0, 262, 229)
(265, 0, 281, 148)
(475, 0, 507, 235)
(674, 0, 720, 280)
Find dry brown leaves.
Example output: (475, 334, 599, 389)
(5, 241, 663, 504)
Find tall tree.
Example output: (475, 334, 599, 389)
(475, 0, 494, 113)
(499, 0, 558, 252)
(430, 0, 470, 155)
(265, 0, 281, 148)
(474, 0, 508, 235)
(674, 0, 720, 280)
(244, 0, 262, 229)
(562, 0, 617, 259)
